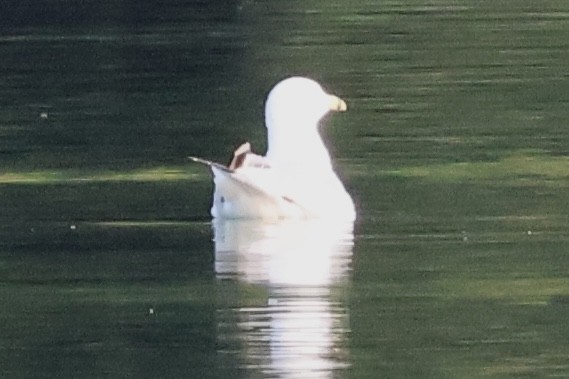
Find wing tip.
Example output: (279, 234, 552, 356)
(188, 156, 233, 174)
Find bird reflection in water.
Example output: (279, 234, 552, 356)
(214, 219, 354, 378)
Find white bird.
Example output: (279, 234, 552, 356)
(191, 76, 355, 220)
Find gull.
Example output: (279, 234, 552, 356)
(190, 76, 355, 220)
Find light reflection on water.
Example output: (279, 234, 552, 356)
(213, 219, 354, 378)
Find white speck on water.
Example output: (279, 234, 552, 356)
(70, 225, 76, 230)
(527, 230, 532, 235)
(149, 308, 155, 315)
(40, 112, 48, 119)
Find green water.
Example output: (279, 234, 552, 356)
(1, 1, 569, 377)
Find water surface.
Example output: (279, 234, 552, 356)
(1, 0, 569, 377)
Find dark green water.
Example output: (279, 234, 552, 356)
(1, 1, 569, 377)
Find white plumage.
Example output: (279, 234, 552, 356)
(191, 76, 355, 220)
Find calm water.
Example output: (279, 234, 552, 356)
(1, 0, 569, 377)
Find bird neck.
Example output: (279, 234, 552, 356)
(266, 123, 332, 170)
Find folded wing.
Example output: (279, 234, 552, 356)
(190, 143, 308, 219)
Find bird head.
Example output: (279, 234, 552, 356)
(264, 76, 347, 132)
